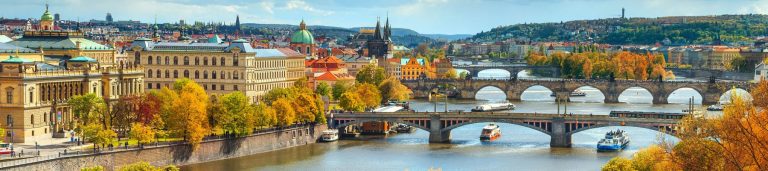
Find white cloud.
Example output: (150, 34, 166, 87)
(282, 0, 334, 16)
(260, 1, 275, 14)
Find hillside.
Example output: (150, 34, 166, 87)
(469, 14, 768, 45)
(243, 23, 441, 47)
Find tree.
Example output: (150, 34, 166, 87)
(629, 145, 667, 171)
(218, 92, 254, 136)
(339, 92, 364, 112)
(118, 161, 179, 171)
(137, 93, 162, 125)
(458, 71, 469, 79)
(272, 98, 296, 127)
(293, 94, 318, 123)
(354, 83, 382, 110)
(378, 77, 412, 102)
(314, 95, 327, 124)
(601, 157, 635, 171)
(262, 87, 292, 105)
(168, 79, 209, 148)
(332, 82, 350, 100)
(253, 102, 277, 128)
(356, 64, 387, 85)
(81, 166, 104, 171)
(129, 123, 155, 146)
(68, 93, 106, 126)
(444, 68, 458, 79)
(315, 82, 331, 98)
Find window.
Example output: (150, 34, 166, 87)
(212, 84, 217, 90)
(30, 114, 34, 125)
(204, 71, 208, 79)
(203, 84, 208, 90)
(147, 83, 152, 89)
(165, 70, 170, 78)
(212, 71, 217, 79)
(204, 57, 208, 65)
(173, 56, 178, 65)
(233, 54, 239, 66)
(43, 112, 47, 123)
(184, 56, 189, 65)
(195, 57, 199, 65)
(220, 57, 225, 66)
(233, 72, 239, 79)
(5, 88, 12, 104)
(212, 58, 217, 66)
(221, 71, 225, 79)
(156, 83, 160, 89)
(306, 47, 311, 55)
(147, 69, 153, 78)
(220, 84, 224, 90)
(29, 91, 33, 103)
(148, 56, 153, 65)
(195, 70, 199, 79)
(156, 56, 161, 64)
(173, 70, 178, 78)
(156, 70, 161, 78)
(234, 85, 238, 90)
(164, 56, 169, 65)
(184, 70, 189, 78)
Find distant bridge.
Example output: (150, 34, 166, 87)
(332, 112, 680, 147)
(452, 64, 560, 78)
(402, 78, 752, 105)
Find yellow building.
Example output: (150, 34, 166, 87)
(0, 43, 45, 62)
(0, 55, 144, 143)
(129, 38, 305, 102)
(400, 57, 437, 80)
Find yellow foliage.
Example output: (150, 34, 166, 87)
(272, 98, 296, 127)
(602, 157, 635, 171)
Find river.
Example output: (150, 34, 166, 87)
(181, 66, 747, 171)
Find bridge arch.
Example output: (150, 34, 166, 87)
(566, 123, 678, 138)
(617, 86, 656, 104)
(518, 84, 556, 101)
(473, 85, 508, 100)
(720, 88, 752, 102)
(333, 119, 431, 132)
(476, 69, 512, 78)
(567, 85, 607, 103)
(666, 87, 705, 104)
(440, 120, 553, 136)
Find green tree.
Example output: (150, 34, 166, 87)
(331, 82, 350, 100)
(81, 166, 104, 171)
(356, 64, 387, 85)
(253, 102, 277, 128)
(315, 82, 331, 98)
(219, 92, 255, 136)
(262, 87, 292, 105)
(118, 161, 179, 171)
(314, 95, 327, 124)
(68, 93, 106, 126)
(444, 68, 458, 79)
(601, 157, 635, 171)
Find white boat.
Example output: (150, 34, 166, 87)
(480, 124, 501, 141)
(597, 129, 630, 152)
(707, 104, 724, 111)
(320, 129, 339, 142)
(550, 90, 587, 97)
(471, 103, 515, 112)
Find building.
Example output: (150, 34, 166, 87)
(706, 46, 740, 70)
(0, 55, 144, 143)
(305, 52, 354, 88)
(401, 57, 426, 80)
(756, 62, 768, 81)
(290, 20, 315, 57)
(0, 43, 44, 62)
(129, 38, 304, 102)
(337, 54, 377, 76)
(367, 17, 393, 60)
(433, 58, 454, 78)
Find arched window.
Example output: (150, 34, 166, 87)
(204, 57, 208, 65)
(183, 56, 189, 65)
(233, 72, 239, 79)
(212, 71, 217, 79)
(5, 88, 13, 104)
(173, 70, 178, 78)
(156, 70, 161, 78)
(147, 69, 153, 78)
(204, 71, 208, 79)
(164, 56, 169, 65)
(165, 70, 170, 78)
(195, 70, 199, 79)
(156, 83, 160, 89)
(156, 56, 161, 64)
(195, 57, 199, 65)
(183, 70, 189, 78)
(173, 56, 178, 65)
(233, 54, 239, 66)
(148, 56, 153, 65)
(220, 57, 225, 66)
(306, 47, 311, 55)
(212, 58, 217, 66)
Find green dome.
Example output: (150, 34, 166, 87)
(291, 30, 314, 45)
(41, 10, 53, 21)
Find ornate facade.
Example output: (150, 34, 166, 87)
(129, 38, 304, 102)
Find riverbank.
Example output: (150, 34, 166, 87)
(1, 124, 326, 171)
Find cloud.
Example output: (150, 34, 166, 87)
(282, 0, 334, 16)
(260, 1, 275, 14)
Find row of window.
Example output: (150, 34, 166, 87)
(147, 83, 238, 91)
(147, 69, 242, 80)
(146, 56, 239, 66)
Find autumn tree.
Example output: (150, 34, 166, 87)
(601, 157, 634, 171)
(379, 77, 412, 102)
(253, 102, 277, 128)
(272, 98, 296, 127)
(443, 68, 458, 79)
(331, 82, 351, 100)
(68, 93, 106, 127)
(167, 79, 210, 148)
(339, 92, 364, 112)
(354, 83, 382, 110)
(315, 82, 331, 98)
(293, 94, 318, 123)
(129, 123, 155, 146)
(356, 64, 387, 85)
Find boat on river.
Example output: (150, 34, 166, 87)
(471, 103, 515, 112)
(395, 124, 416, 133)
(320, 129, 339, 142)
(550, 89, 587, 97)
(707, 104, 724, 111)
(479, 124, 501, 141)
(597, 130, 630, 152)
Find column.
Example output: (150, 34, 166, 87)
(550, 117, 572, 147)
(428, 114, 451, 143)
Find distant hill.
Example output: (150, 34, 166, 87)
(422, 34, 472, 41)
(468, 14, 768, 45)
(243, 23, 440, 47)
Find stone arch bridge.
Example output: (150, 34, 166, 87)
(332, 112, 679, 147)
(452, 65, 560, 78)
(402, 79, 752, 105)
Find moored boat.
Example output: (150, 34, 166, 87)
(471, 103, 515, 112)
(395, 124, 416, 133)
(597, 129, 630, 152)
(550, 90, 587, 97)
(707, 104, 724, 111)
(479, 124, 501, 141)
(320, 129, 339, 142)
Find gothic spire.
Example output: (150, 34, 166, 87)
(374, 17, 382, 40)
(384, 16, 391, 40)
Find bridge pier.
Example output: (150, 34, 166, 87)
(604, 94, 620, 103)
(550, 117, 572, 147)
(653, 96, 669, 104)
(428, 115, 451, 143)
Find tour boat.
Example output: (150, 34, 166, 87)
(706, 104, 724, 111)
(320, 129, 339, 142)
(471, 103, 515, 112)
(395, 124, 416, 133)
(597, 130, 630, 152)
(0, 143, 12, 155)
(479, 124, 502, 141)
(550, 90, 587, 97)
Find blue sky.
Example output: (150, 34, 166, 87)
(1, 0, 768, 34)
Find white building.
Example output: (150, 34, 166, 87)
(756, 62, 768, 81)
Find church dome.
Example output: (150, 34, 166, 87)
(41, 6, 53, 21)
(290, 20, 314, 45)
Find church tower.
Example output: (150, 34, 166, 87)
(366, 17, 392, 59)
(40, 3, 54, 31)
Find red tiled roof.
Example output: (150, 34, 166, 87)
(315, 72, 338, 81)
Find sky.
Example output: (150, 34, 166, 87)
(1, 0, 768, 34)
